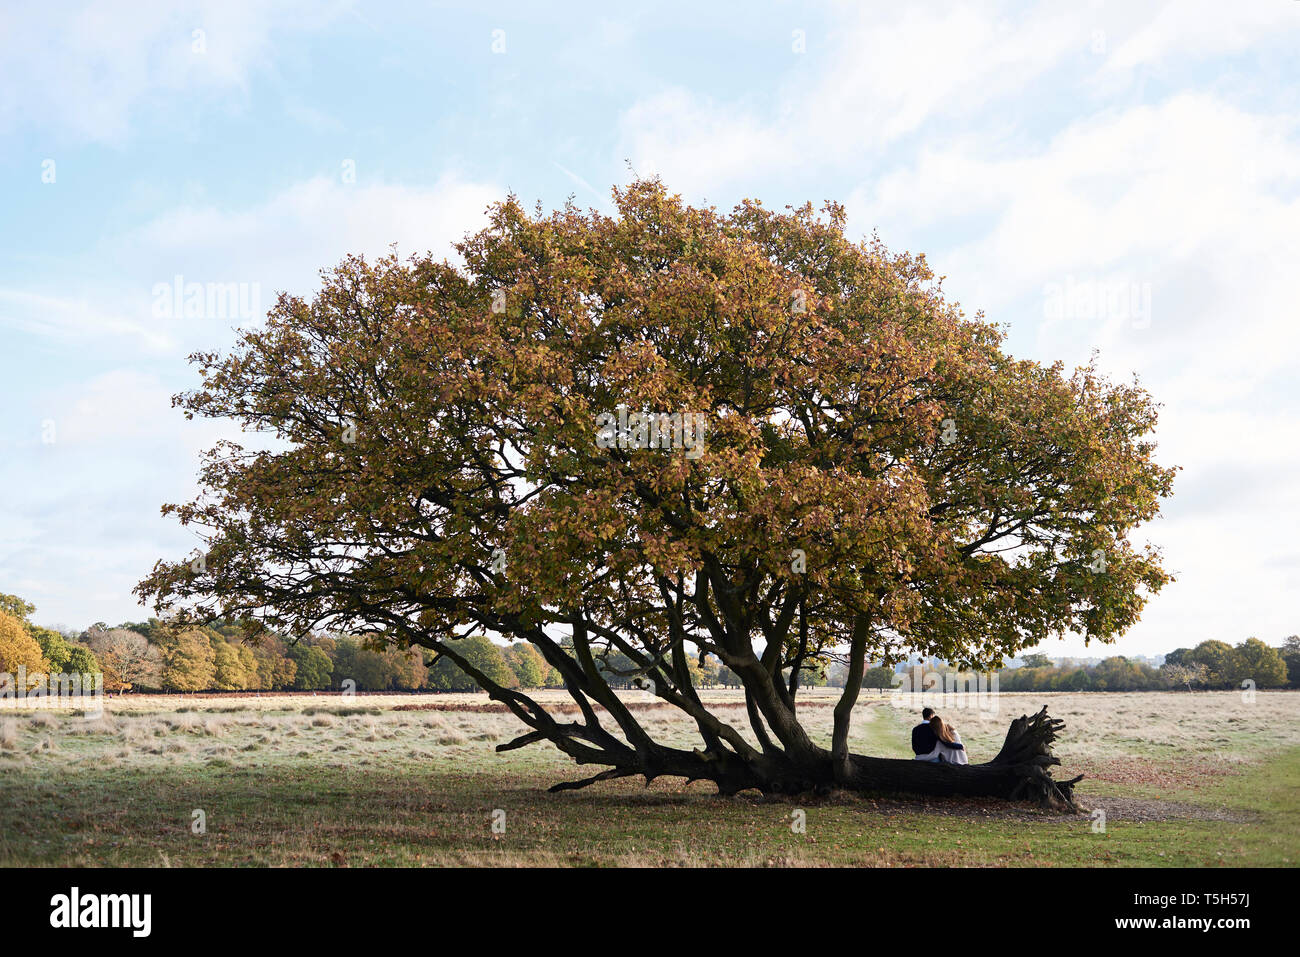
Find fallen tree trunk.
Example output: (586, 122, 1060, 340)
(839, 706, 1083, 811)
(541, 706, 1084, 812)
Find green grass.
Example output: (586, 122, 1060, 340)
(3, 755, 1295, 867)
(1, 691, 1296, 867)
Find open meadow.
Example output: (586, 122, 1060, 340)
(1, 689, 1296, 867)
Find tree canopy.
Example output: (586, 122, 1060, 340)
(0, 609, 49, 679)
(137, 181, 1176, 799)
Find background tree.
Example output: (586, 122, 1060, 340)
(1229, 638, 1287, 689)
(330, 636, 387, 690)
(159, 628, 217, 692)
(0, 593, 36, 622)
(119, 618, 167, 642)
(137, 181, 1175, 806)
(84, 626, 162, 693)
(786, 662, 828, 689)
(1058, 667, 1093, 691)
(1161, 661, 1209, 692)
(861, 665, 897, 690)
(30, 626, 71, 672)
(65, 645, 99, 676)
(505, 642, 546, 688)
(235, 645, 259, 688)
(427, 636, 516, 692)
(1281, 636, 1300, 689)
(0, 609, 49, 681)
(696, 652, 723, 688)
(715, 663, 743, 688)
(212, 639, 253, 690)
(540, 659, 565, 688)
(1187, 640, 1235, 688)
(288, 643, 335, 690)
(252, 636, 298, 691)
(0, 594, 100, 680)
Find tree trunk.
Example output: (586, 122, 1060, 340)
(544, 706, 1084, 812)
(838, 707, 1084, 811)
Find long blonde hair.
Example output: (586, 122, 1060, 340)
(930, 715, 956, 744)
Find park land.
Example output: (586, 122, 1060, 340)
(1, 689, 1296, 866)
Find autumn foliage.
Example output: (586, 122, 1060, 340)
(0, 610, 49, 680)
(137, 181, 1175, 798)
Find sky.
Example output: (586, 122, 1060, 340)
(1, 0, 1297, 658)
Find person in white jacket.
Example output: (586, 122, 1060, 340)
(914, 715, 969, 765)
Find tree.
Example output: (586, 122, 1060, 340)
(0, 609, 49, 681)
(325, 636, 420, 690)
(65, 645, 100, 675)
(1187, 640, 1235, 688)
(137, 181, 1175, 807)
(1229, 638, 1287, 689)
(84, 626, 162, 693)
(428, 636, 516, 692)
(31, 626, 72, 672)
(505, 642, 546, 688)
(0, 595, 99, 681)
(1093, 656, 1146, 691)
(861, 665, 896, 690)
(697, 652, 723, 688)
(236, 645, 259, 689)
(0, 593, 36, 623)
(212, 639, 252, 690)
(715, 663, 743, 689)
(1058, 667, 1093, 691)
(119, 618, 166, 642)
(1020, 653, 1053, 669)
(330, 636, 387, 690)
(288, 643, 334, 690)
(252, 636, 298, 690)
(159, 628, 217, 692)
(384, 645, 430, 690)
(1161, 661, 1208, 692)
(1282, 636, 1300, 689)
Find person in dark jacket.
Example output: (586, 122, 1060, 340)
(911, 707, 938, 755)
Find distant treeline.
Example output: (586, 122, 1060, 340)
(3, 591, 1295, 694)
(832, 637, 1298, 692)
(0, 591, 746, 693)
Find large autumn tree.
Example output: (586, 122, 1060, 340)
(137, 181, 1174, 808)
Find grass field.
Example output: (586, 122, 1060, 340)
(1, 689, 1296, 867)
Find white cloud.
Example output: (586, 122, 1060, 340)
(614, 2, 1092, 194)
(2, 173, 500, 357)
(5, 0, 1299, 653)
(0, 288, 176, 353)
(614, 0, 1300, 199)
(847, 93, 1300, 389)
(121, 173, 500, 296)
(1094, 0, 1300, 82)
(0, 0, 349, 143)
(0, 368, 235, 627)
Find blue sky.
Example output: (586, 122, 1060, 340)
(2, 1, 1298, 658)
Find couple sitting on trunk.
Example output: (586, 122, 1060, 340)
(911, 707, 968, 765)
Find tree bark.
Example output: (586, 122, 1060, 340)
(838, 707, 1084, 811)
(538, 705, 1084, 812)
